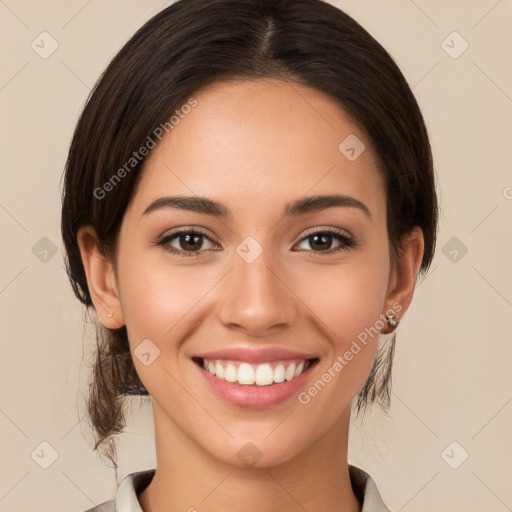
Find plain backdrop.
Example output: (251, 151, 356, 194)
(0, 1, 511, 511)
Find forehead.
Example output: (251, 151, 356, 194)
(127, 78, 386, 221)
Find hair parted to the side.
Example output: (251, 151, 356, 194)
(61, 0, 438, 468)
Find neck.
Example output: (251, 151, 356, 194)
(138, 405, 361, 512)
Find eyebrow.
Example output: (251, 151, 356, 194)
(142, 194, 371, 219)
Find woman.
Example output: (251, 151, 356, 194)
(60, 0, 438, 510)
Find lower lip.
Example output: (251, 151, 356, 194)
(194, 359, 317, 409)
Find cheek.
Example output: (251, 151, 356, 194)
(116, 260, 206, 400)
(299, 248, 390, 346)
(295, 243, 390, 391)
(115, 229, 203, 333)
(118, 263, 203, 344)
(291, 253, 390, 434)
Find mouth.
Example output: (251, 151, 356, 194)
(192, 356, 320, 387)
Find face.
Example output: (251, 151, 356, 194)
(84, 78, 418, 468)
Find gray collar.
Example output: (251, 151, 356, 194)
(89, 465, 391, 512)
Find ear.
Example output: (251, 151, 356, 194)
(382, 226, 424, 333)
(77, 225, 125, 329)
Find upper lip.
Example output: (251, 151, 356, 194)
(192, 347, 318, 364)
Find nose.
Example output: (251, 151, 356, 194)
(216, 247, 299, 337)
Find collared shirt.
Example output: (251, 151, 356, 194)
(83, 465, 392, 511)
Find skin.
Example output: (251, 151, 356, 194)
(78, 78, 424, 512)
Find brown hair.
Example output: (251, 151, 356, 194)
(61, 0, 438, 467)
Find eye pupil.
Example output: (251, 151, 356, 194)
(310, 233, 332, 251)
(181, 234, 202, 251)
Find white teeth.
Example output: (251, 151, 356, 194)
(200, 358, 312, 386)
(255, 364, 274, 386)
(215, 361, 225, 379)
(224, 363, 238, 382)
(273, 364, 285, 383)
(294, 361, 304, 377)
(238, 363, 255, 385)
(284, 363, 296, 381)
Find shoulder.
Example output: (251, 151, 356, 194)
(349, 464, 393, 512)
(78, 469, 155, 512)
(80, 499, 115, 512)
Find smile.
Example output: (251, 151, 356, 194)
(194, 357, 318, 386)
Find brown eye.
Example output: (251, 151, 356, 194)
(295, 229, 355, 254)
(155, 228, 218, 257)
(174, 232, 205, 252)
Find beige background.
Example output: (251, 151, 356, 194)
(1, 0, 511, 511)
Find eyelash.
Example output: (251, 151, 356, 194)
(153, 227, 356, 258)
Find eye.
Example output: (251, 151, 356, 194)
(154, 228, 219, 257)
(293, 228, 355, 254)
(153, 227, 356, 258)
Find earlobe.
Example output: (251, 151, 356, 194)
(76, 225, 125, 329)
(382, 226, 425, 333)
